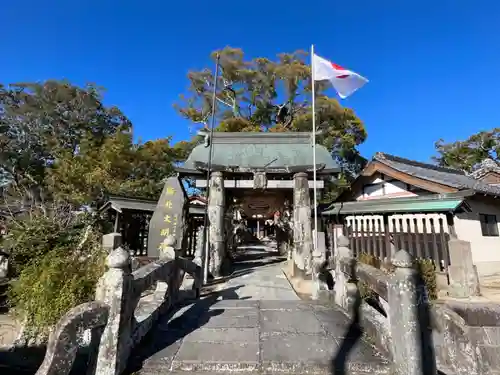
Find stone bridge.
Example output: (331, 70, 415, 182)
(11, 236, 500, 375)
(125, 243, 387, 375)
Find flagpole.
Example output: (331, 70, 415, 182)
(202, 52, 220, 285)
(311, 44, 318, 254)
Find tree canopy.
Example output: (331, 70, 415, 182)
(1, 81, 181, 337)
(174, 47, 368, 180)
(434, 128, 500, 172)
(0, 81, 179, 207)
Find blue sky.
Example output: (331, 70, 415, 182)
(2, 1, 500, 163)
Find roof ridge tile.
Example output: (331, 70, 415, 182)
(374, 152, 465, 175)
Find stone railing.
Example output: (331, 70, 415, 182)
(35, 235, 201, 375)
(323, 235, 500, 375)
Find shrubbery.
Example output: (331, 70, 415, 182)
(357, 253, 381, 300)
(415, 258, 438, 300)
(358, 252, 382, 269)
(3, 207, 106, 340)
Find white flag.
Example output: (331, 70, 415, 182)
(313, 53, 368, 99)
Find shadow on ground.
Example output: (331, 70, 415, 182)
(329, 258, 444, 375)
(330, 259, 364, 375)
(0, 283, 48, 375)
(232, 257, 285, 271)
(0, 282, 9, 314)
(207, 240, 286, 286)
(0, 344, 95, 375)
(0, 346, 45, 375)
(125, 285, 248, 374)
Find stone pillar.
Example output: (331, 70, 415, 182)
(194, 225, 205, 267)
(333, 235, 356, 310)
(0, 252, 8, 279)
(292, 172, 313, 276)
(312, 232, 327, 300)
(208, 171, 225, 277)
(388, 250, 437, 375)
(94, 247, 133, 375)
(155, 236, 175, 301)
(190, 226, 196, 256)
(102, 233, 122, 253)
(331, 223, 344, 251)
(381, 242, 397, 273)
(447, 239, 481, 298)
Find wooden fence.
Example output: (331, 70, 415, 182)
(331, 214, 451, 272)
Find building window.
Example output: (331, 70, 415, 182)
(479, 214, 499, 237)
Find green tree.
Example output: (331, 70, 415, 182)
(1, 80, 179, 337)
(118, 137, 179, 198)
(47, 134, 178, 206)
(434, 128, 500, 172)
(173, 47, 367, 197)
(1, 80, 177, 207)
(0, 81, 129, 189)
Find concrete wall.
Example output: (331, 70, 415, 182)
(354, 175, 433, 201)
(455, 195, 500, 278)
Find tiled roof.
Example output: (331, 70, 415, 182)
(189, 195, 207, 204)
(323, 190, 473, 216)
(469, 158, 500, 179)
(373, 152, 500, 196)
(183, 132, 339, 171)
(98, 195, 158, 213)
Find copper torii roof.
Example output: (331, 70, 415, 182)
(178, 131, 340, 175)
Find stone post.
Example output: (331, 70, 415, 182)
(447, 239, 481, 298)
(333, 236, 358, 311)
(312, 232, 327, 300)
(388, 250, 437, 375)
(187, 224, 193, 256)
(193, 225, 205, 267)
(79, 234, 124, 357)
(331, 224, 345, 259)
(381, 242, 397, 273)
(94, 247, 133, 375)
(102, 233, 122, 253)
(155, 236, 175, 301)
(0, 252, 8, 279)
(292, 172, 313, 277)
(208, 171, 225, 277)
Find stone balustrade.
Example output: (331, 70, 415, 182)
(34, 234, 201, 375)
(323, 235, 500, 375)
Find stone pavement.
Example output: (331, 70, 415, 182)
(126, 299, 389, 375)
(0, 313, 19, 348)
(126, 242, 390, 374)
(219, 242, 300, 300)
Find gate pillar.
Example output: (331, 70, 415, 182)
(292, 172, 313, 277)
(208, 171, 226, 277)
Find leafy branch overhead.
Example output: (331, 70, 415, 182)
(173, 46, 367, 179)
(434, 128, 500, 172)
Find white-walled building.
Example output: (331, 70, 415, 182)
(322, 153, 500, 280)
